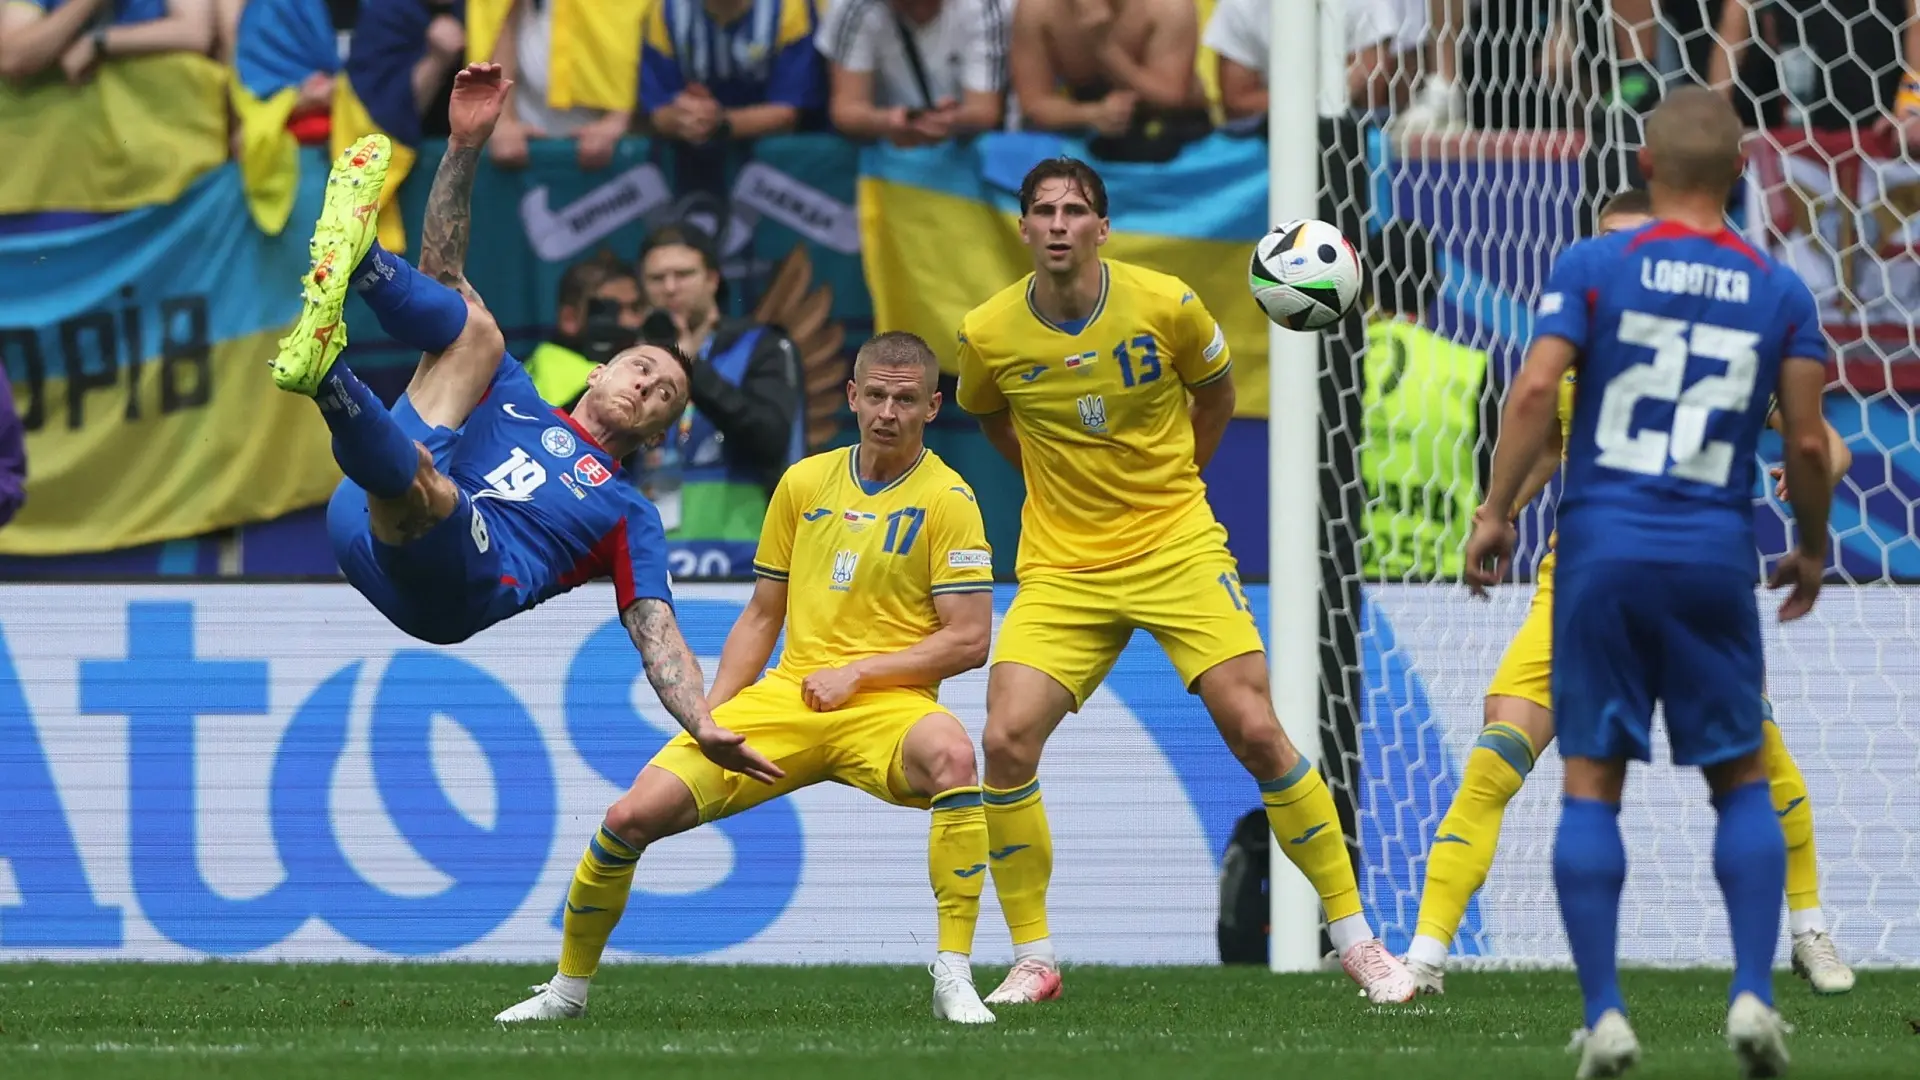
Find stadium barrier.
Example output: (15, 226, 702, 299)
(0, 582, 1912, 967)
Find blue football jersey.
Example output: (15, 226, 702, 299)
(1531, 221, 1827, 572)
(449, 355, 673, 623)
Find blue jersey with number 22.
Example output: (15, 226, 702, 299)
(1532, 221, 1826, 573)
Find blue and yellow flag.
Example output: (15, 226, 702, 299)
(0, 54, 228, 217)
(857, 133, 1273, 416)
(467, 0, 650, 112)
(330, 0, 456, 253)
(0, 160, 340, 555)
(231, 0, 344, 235)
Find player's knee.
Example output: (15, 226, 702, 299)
(1221, 716, 1292, 780)
(981, 720, 1041, 780)
(457, 298, 505, 358)
(601, 797, 663, 851)
(1484, 695, 1552, 752)
(913, 731, 980, 793)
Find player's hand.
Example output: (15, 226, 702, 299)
(1769, 548, 1825, 622)
(1769, 464, 1791, 502)
(801, 666, 863, 712)
(448, 63, 513, 148)
(692, 721, 785, 785)
(1463, 505, 1516, 598)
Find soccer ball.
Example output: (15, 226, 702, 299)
(1248, 219, 1362, 331)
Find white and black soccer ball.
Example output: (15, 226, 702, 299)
(1249, 219, 1362, 331)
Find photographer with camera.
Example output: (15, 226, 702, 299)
(636, 222, 802, 544)
(524, 250, 646, 410)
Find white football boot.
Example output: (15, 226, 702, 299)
(493, 983, 586, 1024)
(1726, 991, 1791, 1078)
(1570, 1009, 1641, 1079)
(1791, 930, 1855, 995)
(1404, 955, 1446, 996)
(930, 957, 996, 1024)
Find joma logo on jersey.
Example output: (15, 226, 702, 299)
(841, 510, 877, 532)
(803, 507, 833, 521)
(830, 550, 859, 591)
(1077, 393, 1108, 433)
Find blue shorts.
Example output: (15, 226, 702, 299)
(1551, 559, 1765, 767)
(326, 395, 502, 645)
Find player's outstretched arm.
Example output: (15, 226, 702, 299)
(800, 592, 992, 711)
(707, 577, 788, 709)
(623, 598, 785, 783)
(417, 64, 511, 291)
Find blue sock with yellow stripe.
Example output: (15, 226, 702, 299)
(983, 778, 1054, 951)
(1260, 758, 1366, 943)
(557, 826, 643, 987)
(929, 786, 989, 956)
(1411, 721, 1537, 962)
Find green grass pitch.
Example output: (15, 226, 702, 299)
(1, 963, 1916, 1078)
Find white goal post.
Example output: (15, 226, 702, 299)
(1267, 0, 1920, 971)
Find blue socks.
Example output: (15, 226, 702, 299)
(350, 242, 469, 354)
(1714, 779, 1786, 1007)
(1554, 795, 1628, 1029)
(318, 362, 417, 500)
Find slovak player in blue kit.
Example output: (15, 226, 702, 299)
(1466, 88, 1834, 1080)
(269, 64, 783, 788)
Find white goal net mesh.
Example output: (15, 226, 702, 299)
(1320, 0, 1920, 967)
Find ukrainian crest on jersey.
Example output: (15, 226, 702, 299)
(830, 549, 858, 591)
(1077, 392, 1108, 433)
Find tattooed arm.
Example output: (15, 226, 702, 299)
(622, 598, 786, 784)
(416, 142, 481, 292)
(621, 598, 714, 736)
(416, 63, 510, 293)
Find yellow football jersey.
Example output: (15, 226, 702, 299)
(955, 259, 1232, 575)
(751, 445, 992, 698)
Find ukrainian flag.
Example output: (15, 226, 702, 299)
(330, 0, 454, 253)
(231, 0, 342, 235)
(857, 132, 1273, 415)
(466, 0, 650, 113)
(0, 54, 227, 217)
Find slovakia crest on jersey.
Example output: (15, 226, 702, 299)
(573, 455, 612, 487)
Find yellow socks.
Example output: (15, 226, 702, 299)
(1762, 708, 1824, 927)
(557, 826, 642, 981)
(983, 778, 1054, 951)
(1260, 757, 1365, 942)
(1408, 722, 1536, 965)
(928, 786, 989, 955)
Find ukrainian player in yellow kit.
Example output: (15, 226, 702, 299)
(496, 332, 1003, 1025)
(1405, 189, 1857, 996)
(955, 157, 1416, 1005)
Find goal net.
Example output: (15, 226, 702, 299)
(1300, 0, 1920, 968)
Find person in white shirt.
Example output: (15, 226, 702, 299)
(816, 0, 1008, 146)
(1204, 0, 1426, 126)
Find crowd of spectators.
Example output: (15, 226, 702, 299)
(6, 2, 1918, 166)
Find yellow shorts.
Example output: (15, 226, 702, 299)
(994, 524, 1265, 710)
(1486, 551, 1555, 709)
(648, 671, 950, 822)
